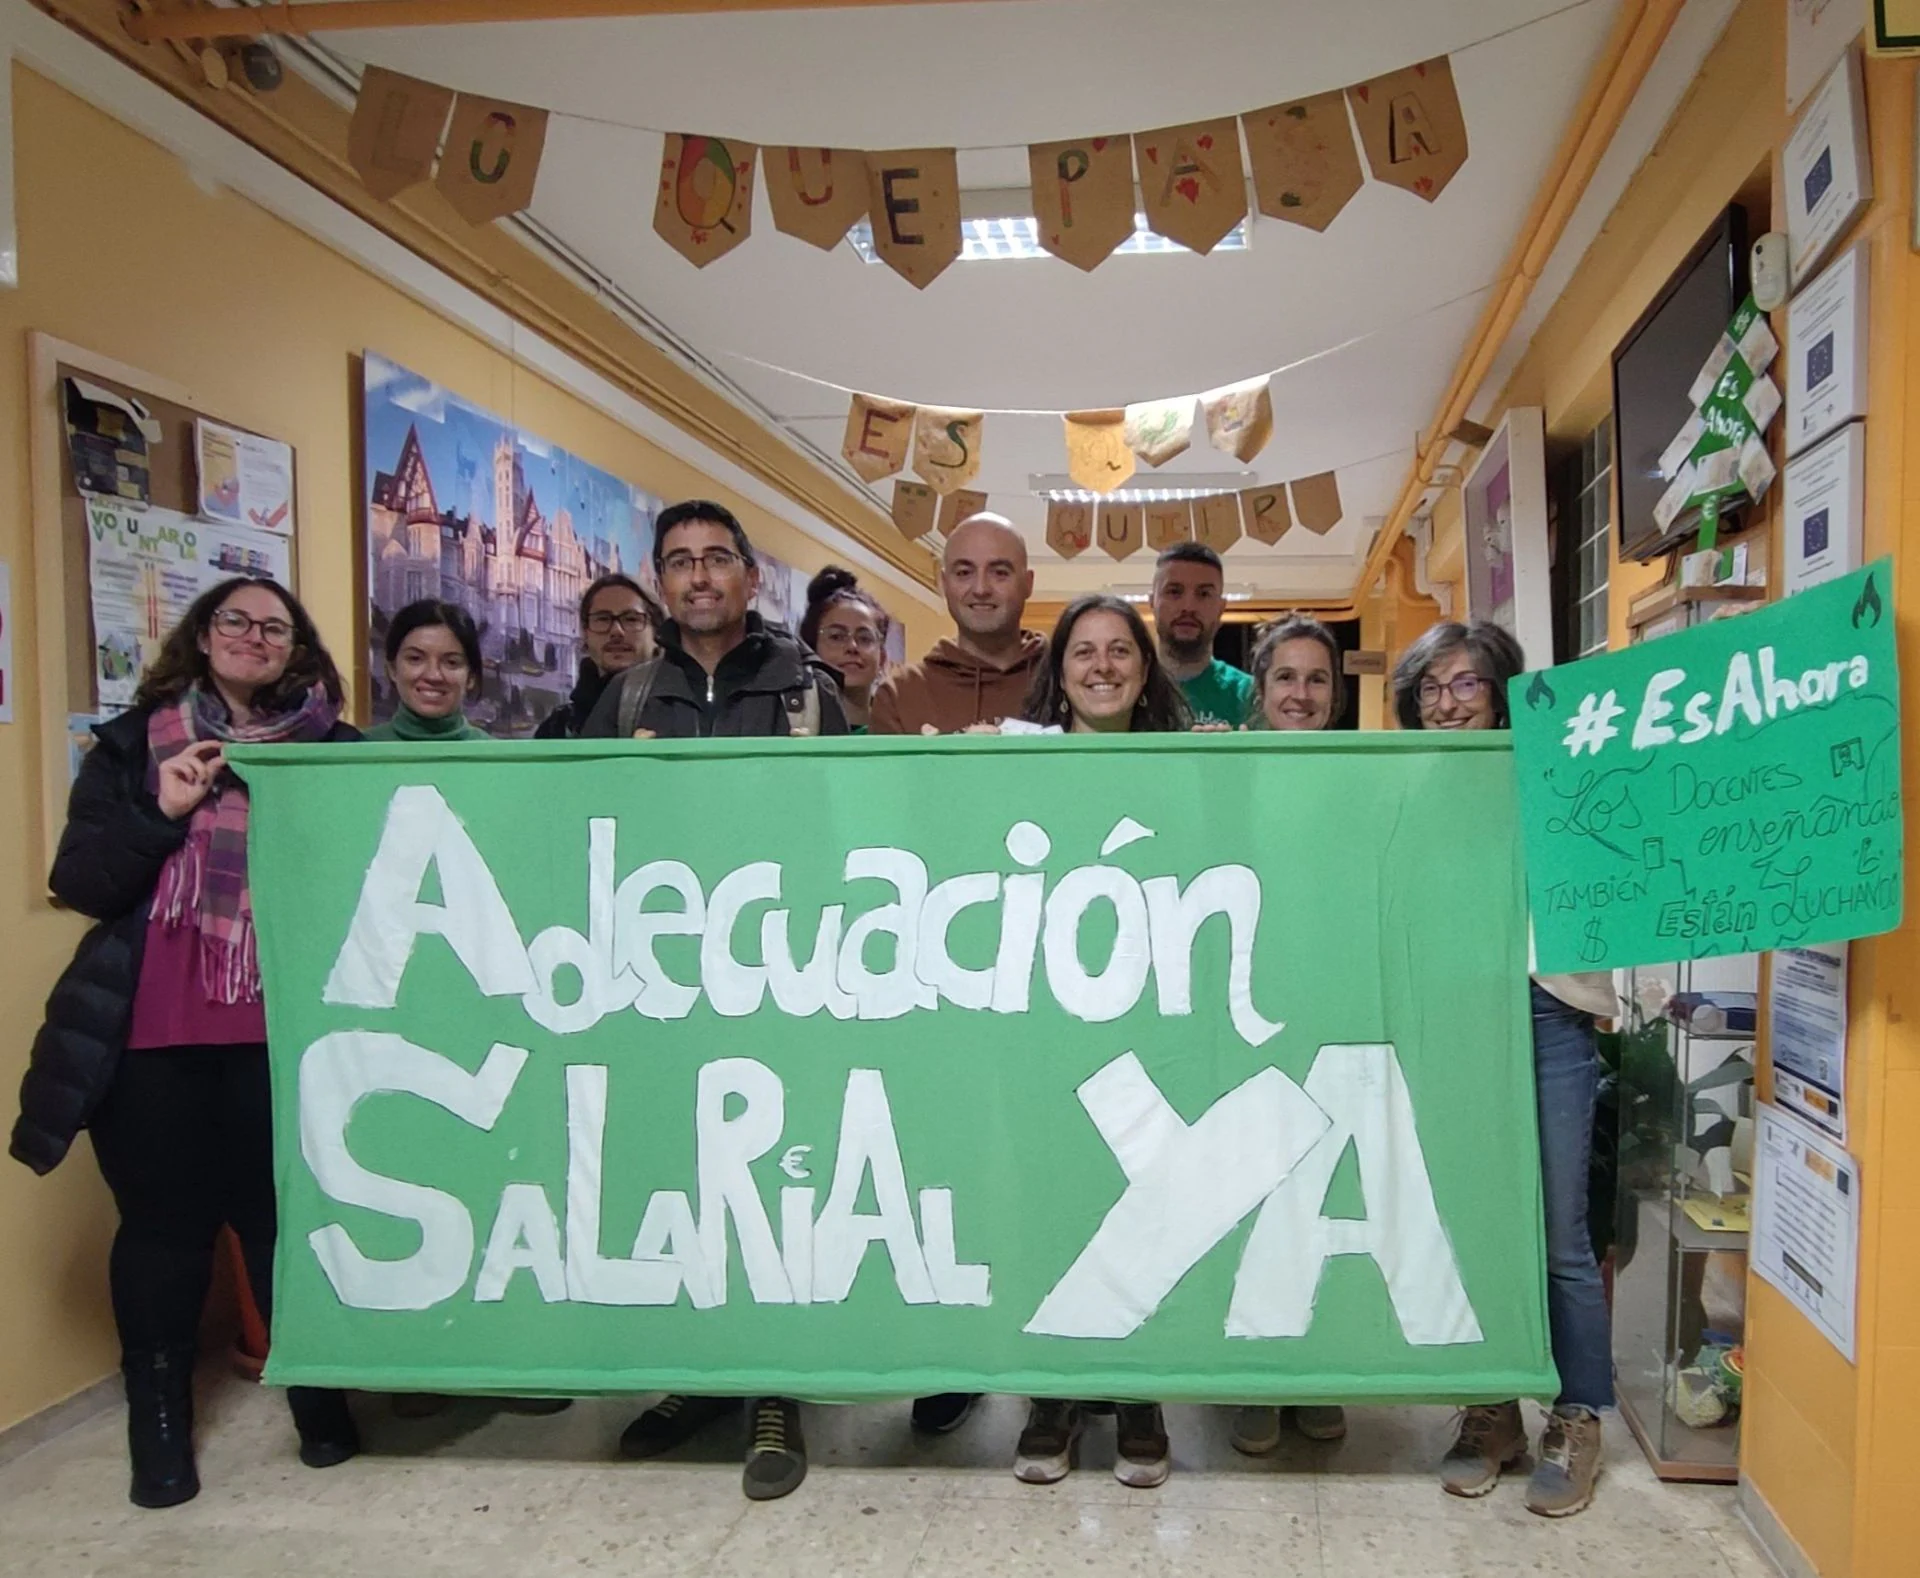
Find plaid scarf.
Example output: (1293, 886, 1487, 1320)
(147, 682, 340, 1004)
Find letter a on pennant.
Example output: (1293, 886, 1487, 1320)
(766, 147, 871, 250)
(1028, 135, 1135, 271)
(436, 95, 549, 225)
(347, 66, 454, 201)
(1133, 117, 1247, 255)
(842, 392, 916, 483)
(654, 133, 758, 266)
(1347, 57, 1470, 202)
(865, 149, 962, 288)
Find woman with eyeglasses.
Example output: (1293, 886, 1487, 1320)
(799, 566, 890, 732)
(366, 600, 487, 741)
(1391, 621, 1617, 1519)
(535, 572, 664, 740)
(13, 578, 360, 1509)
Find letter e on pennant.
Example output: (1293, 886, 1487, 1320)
(842, 392, 916, 483)
(865, 149, 962, 288)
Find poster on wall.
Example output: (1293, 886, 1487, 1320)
(1462, 408, 1552, 668)
(1752, 1108, 1859, 1361)
(363, 352, 664, 738)
(196, 418, 295, 536)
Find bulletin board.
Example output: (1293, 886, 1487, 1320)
(26, 332, 300, 878)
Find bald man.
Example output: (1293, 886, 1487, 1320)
(871, 513, 1047, 735)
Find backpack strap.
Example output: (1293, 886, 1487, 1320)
(782, 678, 822, 737)
(615, 657, 665, 738)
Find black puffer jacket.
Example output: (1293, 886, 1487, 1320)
(579, 614, 848, 739)
(10, 706, 358, 1175)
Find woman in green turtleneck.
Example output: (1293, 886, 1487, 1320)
(365, 600, 489, 742)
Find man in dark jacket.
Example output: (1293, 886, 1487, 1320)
(534, 573, 662, 739)
(598, 502, 839, 1506)
(580, 501, 846, 741)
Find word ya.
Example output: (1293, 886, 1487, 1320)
(324, 788, 1285, 1046)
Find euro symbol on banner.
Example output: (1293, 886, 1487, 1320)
(1525, 671, 1556, 712)
(779, 1145, 813, 1180)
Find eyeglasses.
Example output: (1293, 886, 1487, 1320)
(1417, 673, 1490, 706)
(820, 627, 882, 651)
(585, 610, 651, 634)
(661, 548, 746, 576)
(210, 608, 294, 647)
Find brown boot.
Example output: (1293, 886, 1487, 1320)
(1526, 1407, 1603, 1517)
(1439, 1402, 1525, 1498)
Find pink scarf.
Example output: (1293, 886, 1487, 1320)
(146, 683, 339, 1003)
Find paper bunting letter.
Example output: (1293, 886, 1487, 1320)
(1244, 91, 1365, 232)
(1046, 499, 1095, 559)
(766, 148, 871, 250)
(913, 406, 984, 495)
(435, 95, 549, 224)
(1134, 118, 1247, 255)
(891, 480, 938, 541)
(1290, 472, 1344, 533)
(1201, 378, 1275, 464)
(654, 133, 758, 266)
(866, 150, 963, 289)
(347, 67, 454, 201)
(1064, 410, 1136, 493)
(1145, 499, 1195, 552)
(1196, 493, 1244, 553)
(1124, 397, 1195, 468)
(1029, 136, 1136, 271)
(842, 393, 916, 483)
(1240, 483, 1292, 544)
(937, 488, 990, 537)
(1100, 501, 1145, 561)
(1347, 57, 1469, 203)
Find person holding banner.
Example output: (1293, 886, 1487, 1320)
(365, 600, 487, 742)
(11, 578, 361, 1509)
(1392, 621, 1617, 1518)
(535, 573, 663, 740)
(798, 565, 890, 733)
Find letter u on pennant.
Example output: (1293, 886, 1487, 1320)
(435, 94, 549, 225)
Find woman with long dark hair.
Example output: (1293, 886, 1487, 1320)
(800, 566, 890, 733)
(366, 600, 487, 741)
(1016, 594, 1191, 735)
(1246, 614, 1346, 734)
(12, 577, 361, 1509)
(1392, 620, 1617, 1518)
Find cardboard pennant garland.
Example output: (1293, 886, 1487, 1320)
(913, 406, 984, 494)
(1290, 471, 1344, 533)
(842, 393, 916, 484)
(1134, 118, 1248, 255)
(1240, 482, 1293, 543)
(766, 147, 872, 251)
(436, 95, 549, 225)
(866, 149, 963, 288)
(1099, 500, 1145, 561)
(1046, 498, 1096, 559)
(1195, 492, 1245, 553)
(891, 479, 938, 541)
(1063, 409, 1136, 493)
(348, 67, 455, 201)
(1244, 90, 1365, 232)
(1201, 378, 1275, 463)
(1347, 57, 1469, 203)
(1124, 397, 1195, 468)
(1145, 498, 1195, 552)
(654, 133, 758, 266)
(936, 488, 990, 537)
(1029, 135, 1136, 272)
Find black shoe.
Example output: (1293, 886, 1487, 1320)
(742, 1396, 807, 1502)
(288, 1387, 361, 1469)
(495, 1397, 573, 1416)
(910, 1393, 979, 1434)
(618, 1394, 738, 1460)
(124, 1348, 199, 1509)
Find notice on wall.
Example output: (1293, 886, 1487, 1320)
(87, 499, 292, 710)
(1769, 944, 1849, 1142)
(197, 419, 295, 535)
(1752, 1107, 1859, 1361)
(1512, 560, 1901, 973)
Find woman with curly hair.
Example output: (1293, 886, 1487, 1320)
(1013, 594, 1191, 736)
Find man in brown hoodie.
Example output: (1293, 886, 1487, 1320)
(872, 513, 1045, 734)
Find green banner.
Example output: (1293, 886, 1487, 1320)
(234, 733, 1555, 1404)
(1512, 560, 1902, 974)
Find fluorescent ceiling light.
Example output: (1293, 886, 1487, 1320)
(1029, 473, 1255, 503)
(849, 213, 1250, 264)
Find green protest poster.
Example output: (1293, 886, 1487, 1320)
(1512, 559, 1901, 975)
(234, 732, 1556, 1404)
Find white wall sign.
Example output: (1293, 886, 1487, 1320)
(1782, 45, 1873, 288)
(1788, 2, 1861, 114)
(1782, 422, 1865, 594)
(1768, 945, 1849, 1141)
(1752, 1107, 1859, 1361)
(1786, 243, 1870, 457)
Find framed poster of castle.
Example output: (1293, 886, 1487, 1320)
(362, 352, 665, 738)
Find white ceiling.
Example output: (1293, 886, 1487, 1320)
(334, 0, 1625, 598)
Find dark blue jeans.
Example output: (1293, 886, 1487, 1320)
(1531, 982, 1614, 1413)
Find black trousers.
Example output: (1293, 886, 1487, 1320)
(89, 1044, 278, 1357)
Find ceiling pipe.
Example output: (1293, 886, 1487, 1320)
(121, 0, 1016, 46)
(1325, 0, 1685, 622)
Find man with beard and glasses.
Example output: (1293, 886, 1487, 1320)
(1148, 541, 1252, 728)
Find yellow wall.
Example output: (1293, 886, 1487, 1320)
(0, 65, 944, 1434)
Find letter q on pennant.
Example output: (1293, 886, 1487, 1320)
(654, 133, 758, 267)
(435, 94, 549, 225)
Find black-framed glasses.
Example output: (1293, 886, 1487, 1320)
(661, 548, 745, 576)
(210, 608, 294, 647)
(585, 610, 651, 634)
(1417, 673, 1490, 706)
